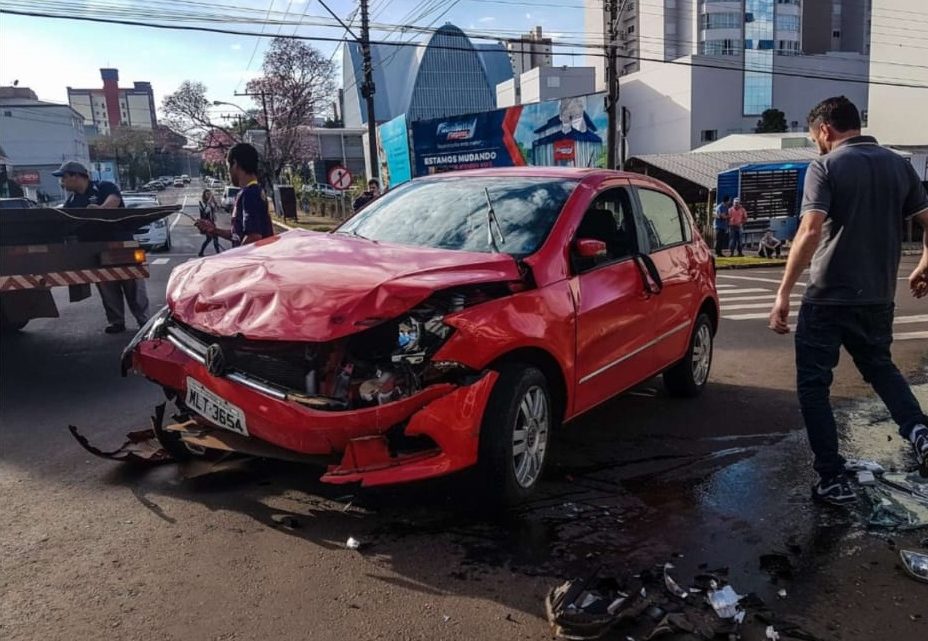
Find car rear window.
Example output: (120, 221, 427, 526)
(336, 176, 578, 257)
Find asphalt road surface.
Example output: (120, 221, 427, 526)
(2, 186, 926, 641)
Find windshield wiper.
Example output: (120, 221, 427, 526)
(483, 187, 506, 253)
(336, 228, 371, 241)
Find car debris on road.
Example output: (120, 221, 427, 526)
(900, 549, 928, 583)
(543, 562, 822, 641)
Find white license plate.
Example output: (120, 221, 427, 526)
(185, 377, 249, 436)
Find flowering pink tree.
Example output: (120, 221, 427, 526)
(246, 37, 335, 179)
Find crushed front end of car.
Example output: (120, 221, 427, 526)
(122, 281, 516, 487)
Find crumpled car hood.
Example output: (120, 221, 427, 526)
(167, 230, 522, 341)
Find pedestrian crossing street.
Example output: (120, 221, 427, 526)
(716, 274, 928, 341)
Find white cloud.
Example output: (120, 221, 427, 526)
(231, 43, 242, 50)
(526, 13, 531, 19)
(478, 16, 495, 23)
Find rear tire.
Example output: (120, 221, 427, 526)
(663, 313, 713, 398)
(478, 364, 553, 504)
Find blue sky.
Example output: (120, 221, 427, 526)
(0, 0, 589, 121)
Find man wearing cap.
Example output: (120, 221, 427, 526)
(728, 197, 748, 257)
(55, 161, 150, 334)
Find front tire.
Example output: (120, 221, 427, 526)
(663, 313, 714, 398)
(478, 364, 552, 504)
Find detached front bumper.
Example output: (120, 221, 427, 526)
(131, 338, 498, 487)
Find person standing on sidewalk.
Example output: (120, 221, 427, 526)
(197, 188, 222, 256)
(728, 197, 748, 257)
(195, 143, 274, 246)
(713, 196, 731, 257)
(55, 161, 149, 334)
(768, 96, 928, 506)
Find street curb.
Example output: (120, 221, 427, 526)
(272, 218, 298, 232)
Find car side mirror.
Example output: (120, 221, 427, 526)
(574, 238, 608, 259)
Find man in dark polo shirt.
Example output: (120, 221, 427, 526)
(195, 143, 273, 246)
(769, 97, 928, 505)
(56, 161, 150, 334)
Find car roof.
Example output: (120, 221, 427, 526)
(417, 167, 639, 180)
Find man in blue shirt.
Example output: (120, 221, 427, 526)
(195, 143, 274, 246)
(713, 196, 731, 257)
(55, 161, 150, 334)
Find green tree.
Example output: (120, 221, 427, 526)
(90, 127, 155, 189)
(755, 108, 788, 133)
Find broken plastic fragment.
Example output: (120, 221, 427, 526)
(67, 405, 173, 466)
(706, 586, 743, 619)
(777, 589, 787, 599)
(857, 470, 877, 486)
(900, 549, 928, 583)
(346, 536, 362, 550)
(663, 563, 689, 600)
(734, 610, 745, 625)
(766, 625, 780, 640)
(845, 459, 885, 474)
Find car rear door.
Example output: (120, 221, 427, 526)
(571, 184, 659, 412)
(631, 184, 700, 369)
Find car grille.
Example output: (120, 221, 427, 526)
(166, 319, 315, 392)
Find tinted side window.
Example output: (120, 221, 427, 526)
(573, 187, 638, 273)
(637, 188, 685, 250)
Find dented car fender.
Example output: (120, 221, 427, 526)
(435, 282, 577, 418)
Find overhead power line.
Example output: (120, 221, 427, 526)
(3, 7, 928, 89)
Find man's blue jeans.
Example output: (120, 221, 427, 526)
(795, 302, 927, 480)
(729, 227, 743, 255)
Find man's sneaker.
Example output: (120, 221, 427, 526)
(104, 322, 126, 334)
(910, 425, 928, 477)
(812, 475, 858, 506)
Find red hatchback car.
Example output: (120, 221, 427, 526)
(124, 168, 719, 502)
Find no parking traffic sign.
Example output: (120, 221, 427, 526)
(328, 165, 352, 191)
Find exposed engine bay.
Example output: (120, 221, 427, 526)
(157, 285, 509, 413)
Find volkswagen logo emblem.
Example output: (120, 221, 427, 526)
(205, 343, 227, 377)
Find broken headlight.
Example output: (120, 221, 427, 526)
(392, 314, 452, 366)
(120, 305, 170, 376)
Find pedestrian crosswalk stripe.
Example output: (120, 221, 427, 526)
(724, 310, 797, 321)
(151, 258, 170, 265)
(718, 294, 800, 303)
(722, 301, 793, 311)
(717, 275, 806, 287)
(896, 331, 928, 341)
(723, 311, 928, 323)
(717, 288, 777, 296)
(716, 284, 737, 289)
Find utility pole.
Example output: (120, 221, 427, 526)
(235, 90, 274, 186)
(359, 0, 379, 180)
(317, 0, 379, 179)
(606, 0, 619, 170)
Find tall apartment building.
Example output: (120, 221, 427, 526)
(67, 68, 157, 135)
(802, 0, 872, 55)
(583, 0, 872, 155)
(867, 0, 928, 147)
(505, 26, 554, 77)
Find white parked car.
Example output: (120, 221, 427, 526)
(302, 183, 341, 199)
(221, 186, 241, 212)
(127, 197, 171, 252)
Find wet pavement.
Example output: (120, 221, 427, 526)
(1, 202, 926, 640)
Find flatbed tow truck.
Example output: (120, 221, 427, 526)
(0, 201, 181, 331)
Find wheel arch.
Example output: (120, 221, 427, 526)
(488, 346, 569, 426)
(699, 296, 719, 335)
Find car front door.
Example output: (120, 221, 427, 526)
(632, 185, 700, 369)
(571, 185, 659, 413)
